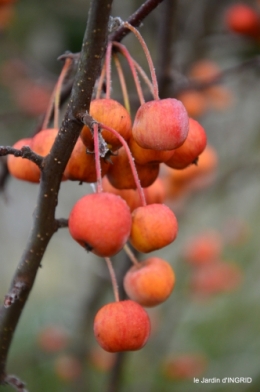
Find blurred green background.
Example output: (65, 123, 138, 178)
(1, 0, 260, 391)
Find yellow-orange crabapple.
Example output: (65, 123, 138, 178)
(123, 257, 176, 307)
(130, 203, 178, 253)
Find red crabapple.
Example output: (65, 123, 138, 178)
(93, 300, 151, 352)
(165, 117, 207, 170)
(68, 192, 132, 257)
(132, 98, 189, 151)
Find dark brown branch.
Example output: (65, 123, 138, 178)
(156, 0, 178, 98)
(0, 0, 113, 386)
(4, 283, 28, 308)
(0, 158, 9, 193)
(110, 0, 165, 42)
(0, 146, 43, 168)
(55, 218, 69, 230)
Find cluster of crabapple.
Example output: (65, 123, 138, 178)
(6, 23, 208, 353)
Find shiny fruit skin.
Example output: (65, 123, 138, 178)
(123, 257, 175, 307)
(130, 203, 178, 253)
(165, 118, 207, 170)
(93, 300, 151, 352)
(68, 192, 132, 257)
(81, 99, 132, 151)
(132, 98, 189, 151)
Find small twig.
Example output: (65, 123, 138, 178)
(55, 218, 69, 230)
(105, 40, 113, 99)
(4, 374, 28, 392)
(156, 0, 178, 98)
(0, 146, 43, 168)
(95, 61, 107, 99)
(54, 57, 74, 129)
(132, 58, 154, 97)
(123, 244, 139, 266)
(110, 0, 165, 42)
(113, 53, 131, 113)
(123, 22, 159, 100)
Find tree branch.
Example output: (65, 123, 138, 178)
(156, 0, 178, 98)
(110, 0, 165, 42)
(0, 146, 43, 167)
(0, 0, 113, 385)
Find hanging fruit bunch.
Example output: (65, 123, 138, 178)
(6, 21, 208, 353)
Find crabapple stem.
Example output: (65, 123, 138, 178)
(105, 41, 113, 99)
(123, 21, 159, 101)
(113, 53, 131, 113)
(98, 122, 147, 206)
(41, 89, 56, 131)
(132, 58, 154, 96)
(54, 58, 73, 129)
(95, 61, 106, 99)
(104, 257, 120, 302)
(112, 41, 145, 105)
(41, 57, 73, 131)
(93, 122, 103, 193)
(123, 244, 139, 266)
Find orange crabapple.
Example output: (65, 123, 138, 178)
(130, 203, 178, 253)
(7, 138, 40, 183)
(123, 257, 176, 307)
(80, 98, 132, 151)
